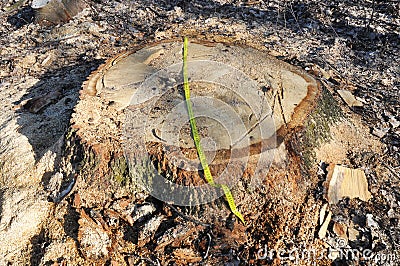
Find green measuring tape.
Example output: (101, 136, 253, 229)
(182, 37, 245, 224)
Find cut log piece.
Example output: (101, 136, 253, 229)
(69, 39, 349, 262)
(32, 0, 87, 25)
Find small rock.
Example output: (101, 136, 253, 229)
(372, 127, 389, 138)
(366, 214, 379, 228)
(138, 215, 164, 242)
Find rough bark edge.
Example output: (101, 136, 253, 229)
(289, 86, 344, 173)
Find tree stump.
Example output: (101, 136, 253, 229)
(69, 39, 346, 263)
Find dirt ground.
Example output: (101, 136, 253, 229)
(0, 0, 399, 265)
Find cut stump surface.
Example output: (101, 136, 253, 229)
(72, 40, 321, 207)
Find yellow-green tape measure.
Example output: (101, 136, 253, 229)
(182, 37, 245, 225)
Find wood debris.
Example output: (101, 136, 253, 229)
(327, 165, 372, 204)
(319, 203, 328, 225)
(337, 89, 363, 107)
(77, 209, 111, 261)
(389, 117, 400, 128)
(23, 89, 62, 113)
(347, 223, 360, 241)
(366, 214, 379, 228)
(318, 210, 332, 239)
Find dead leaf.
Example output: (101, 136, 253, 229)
(333, 222, 347, 240)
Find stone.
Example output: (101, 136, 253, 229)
(366, 214, 379, 229)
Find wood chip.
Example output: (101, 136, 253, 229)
(78, 209, 111, 261)
(318, 211, 332, 239)
(311, 64, 331, 79)
(327, 165, 372, 204)
(337, 89, 363, 107)
(347, 224, 359, 241)
(319, 203, 328, 226)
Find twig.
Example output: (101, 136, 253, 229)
(384, 163, 400, 179)
(52, 174, 77, 203)
(165, 203, 211, 228)
(125, 253, 160, 266)
(288, 1, 303, 34)
(366, 0, 376, 31)
(203, 233, 212, 259)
